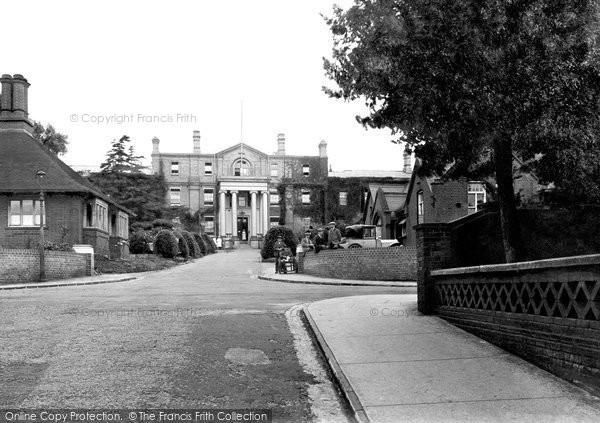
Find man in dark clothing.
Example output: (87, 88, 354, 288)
(313, 228, 328, 253)
(273, 236, 286, 273)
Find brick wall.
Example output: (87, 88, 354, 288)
(299, 247, 417, 281)
(430, 255, 600, 396)
(0, 248, 90, 283)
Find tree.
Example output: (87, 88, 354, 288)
(33, 121, 69, 155)
(324, 0, 600, 262)
(100, 135, 145, 173)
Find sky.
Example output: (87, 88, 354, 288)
(3, 0, 407, 172)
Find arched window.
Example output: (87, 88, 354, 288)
(417, 190, 424, 224)
(233, 159, 252, 176)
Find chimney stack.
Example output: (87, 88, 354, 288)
(277, 133, 285, 155)
(152, 136, 160, 154)
(193, 130, 201, 154)
(403, 150, 412, 174)
(0, 74, 33, 132)
(319, 140, 327, 158)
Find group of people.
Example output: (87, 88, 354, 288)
(273, 221, 343, 274)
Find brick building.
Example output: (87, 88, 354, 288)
(151, 132, 328, 247)
(0, 74, 132, 256)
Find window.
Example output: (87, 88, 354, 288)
(238, 195, 246, 207)
(204, 162, 212, 175)
(170, 188, 181, 206)
(417, 191, 424, 224)
(270, 217, 280, 227)
(270, 193, 280, 204)
(301, 190, 310, 204)
(302, 164, 310, 176)
(364, 191, 369, 202)
(270, 163, 278, 177)
(203, 188, 214, 205)
(339, 191, 348, 206)
(468, 182, 486, 214)
(302, 217, 311, 230)
(84, 199, 108, 231)
(9, 199, 45, 227)
(170, 162, 179, 176)
(204, 216, 214, 234)
(234, 159, 250, 176)
(118, 212, 129, 238)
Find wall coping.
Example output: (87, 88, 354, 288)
(431, 253, 600, 277)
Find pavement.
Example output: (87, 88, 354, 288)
(0, 272, 140, 290)
(258, 262, 417, 288)
(303, 295, 600, 423)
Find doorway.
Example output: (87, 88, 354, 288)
(237, 217, 249, 242)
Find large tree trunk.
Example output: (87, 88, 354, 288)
(493, 138, 524, 263)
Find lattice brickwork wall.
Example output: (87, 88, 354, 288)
(431, 255, 600, 395)
(0, 248, 89, 283)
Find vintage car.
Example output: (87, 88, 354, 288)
(339, 224, 401, 249)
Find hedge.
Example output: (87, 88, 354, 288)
(129, 230, 154, 254)
(154, 229, 178, 258)
(182, 230, 202, 258)
(194, 233, 208, 256)
(200, 233, 216, 254)
(261, 226, 297, 260)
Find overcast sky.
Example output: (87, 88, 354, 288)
(4, 0, 406, 172)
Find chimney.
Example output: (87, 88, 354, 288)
(403, 150, 412, 174)
(152, 136, 160, 154)
(319, 140, 327, 158)
(0, 74, 33, 132)
(193, 130, 201, 154)
(277, 133, 285, 155)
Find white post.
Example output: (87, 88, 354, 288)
(219, 190, 226, 236)
(231, 190, 238, 239)
(262, 191, 269, 233)
(250, 191, 257, 237)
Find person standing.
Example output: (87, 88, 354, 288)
(328, 221, 342, 249)
(273, 236, 286, 273)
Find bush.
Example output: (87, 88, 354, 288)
(177, 233, 190, 260)
(152, 219, 174, 230)
(194, 233, 208, 256)
(129, 230, 154, 254)
(40, 241, 74, 252)
(154, 229, 178, 258)
(130, 221, 153, 232)
(200, 233, 216, 254)
(261, 226, 298, 260)
(181, 230, 202, 258)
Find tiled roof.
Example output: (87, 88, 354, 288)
(0, 130, 130, 213)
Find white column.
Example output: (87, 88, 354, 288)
(219, 190, 226, 236)
(262, 191, 269, 233)
(250, 191, 257, 237)
(231, 190, 238, 238)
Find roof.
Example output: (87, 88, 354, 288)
(328, 169, 412, 178)
(0, 129, 132, 214)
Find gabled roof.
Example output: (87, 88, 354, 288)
(214, 142, 267, 159)
(0, 130, 131, 213)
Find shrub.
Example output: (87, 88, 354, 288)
(130, 221, 153, 232)
(40, 241, 74, 252)
(181, 230, 202, 258)
(152, 219, 174, 230)
(177, 233, 190, 260)
(200, 233, 216, 254)
(261, 226, 297, 260)
(154, 229, 178, 258)
(129, 230, 154, 254)
(194, 233, 208, 256)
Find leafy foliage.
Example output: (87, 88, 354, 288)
(181, 230, 201, 258)
(154, 229, 178, 258)
(175, 231, 190, 260)
(193, 233, 208, 256)
(33, 121, 69, 155)
(200, 233, 216, 254)
(129, 230, 154, 254)
(260, 226, 298, 260)
(100, 135, 144, 174)
(324, 0, 600, 260)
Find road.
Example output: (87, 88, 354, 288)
(0, 247, 414, 422)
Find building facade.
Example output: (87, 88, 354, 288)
(152, 132, 328, 247)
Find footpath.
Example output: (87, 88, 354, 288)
(0, 273, 140, 290)
(303, 294, 600, 423)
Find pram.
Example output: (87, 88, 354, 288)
(276, 247, 298, 274)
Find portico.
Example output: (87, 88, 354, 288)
(218, 178, 270, 247)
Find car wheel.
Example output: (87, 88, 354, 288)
(348, 244, 362, 249)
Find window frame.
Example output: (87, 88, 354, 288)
(204, 215, 215, 234)
(170, 161, 179, 176)
(468, 181, 487, 214)
(204, 162, 213, 176)
(8, 199, 46, 227)
(170, 187, 182, 206)
(302, 164, 310, 177)
(417, 190, 424, 224)
(203, 188, 214, 206)
(83, 199, 109, 232)
(301, 190, 311, 205)
(339, 191, 348, 206)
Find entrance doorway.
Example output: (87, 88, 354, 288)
(237, 217, 249, 242)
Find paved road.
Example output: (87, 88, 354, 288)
(0, 248, 413, 422)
